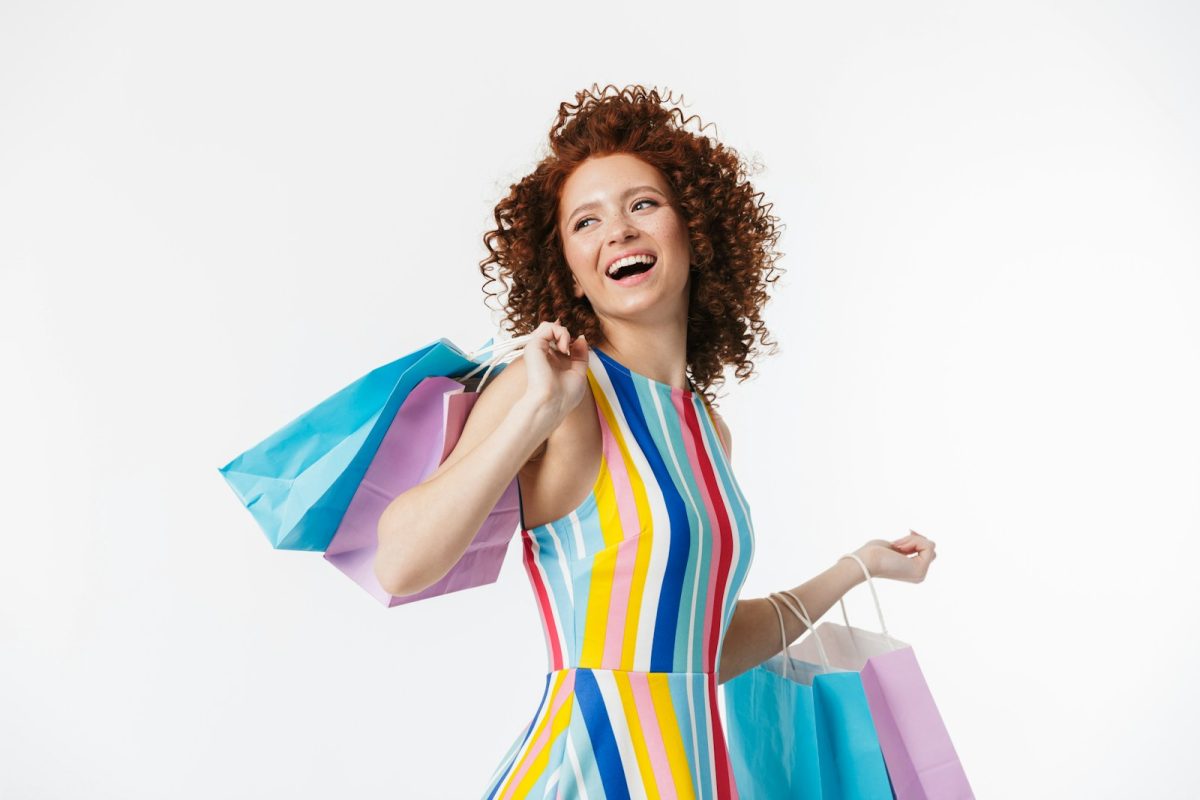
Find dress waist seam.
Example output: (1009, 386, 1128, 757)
(547, 666, 715, 677)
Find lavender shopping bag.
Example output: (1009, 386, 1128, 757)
(322, 372, 520, 606)
(793, 554, 975, 800)
(219, 330, 538, 603)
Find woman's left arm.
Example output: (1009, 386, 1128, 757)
(711, 414, 939, 684)
(717, 534, 937, 684)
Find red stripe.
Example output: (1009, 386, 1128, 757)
(521, 532, 563, 670)
(682, 398, 734, 671)
(708, 677, 736, 799)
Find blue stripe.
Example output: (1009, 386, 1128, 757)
(601, 361, 692, 672)
(575, 668, 632, 800)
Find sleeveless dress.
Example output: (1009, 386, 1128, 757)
(482, 344, 756, 800)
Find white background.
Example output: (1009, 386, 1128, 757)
(2, 1, 1197, 797)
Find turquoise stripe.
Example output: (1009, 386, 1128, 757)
(694, 406, 756, 640)
(534, 520, 576, 666)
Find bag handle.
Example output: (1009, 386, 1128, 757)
(459, 332, 539, 391)
(772, 590, 832, 674)
(836, 552, 899, 651)
(764, 595, 797, 680)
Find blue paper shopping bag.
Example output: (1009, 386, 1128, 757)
(218, 335, 523, 551)
(724, 592, 894, 799)
(725, 635, 822, 797)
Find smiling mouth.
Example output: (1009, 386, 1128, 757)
(607, 258, 657, 281)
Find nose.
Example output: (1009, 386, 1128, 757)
(606, 215, 639, 245)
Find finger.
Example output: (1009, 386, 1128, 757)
(536, 320, 564, 354)
(546, 322, 569, 355)
(912, 538, 935, 563)
(569, 333, 588, 361)
(891, 532, 933, 549)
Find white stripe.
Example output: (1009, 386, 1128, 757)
(594, 670, 646, 798)
(659, 392, 708, 670)
(691, 407, 740, 797)
(690, 400, 744, 677)
(700, 410, 744, 671)
(699, 677, 720, 799)
(653, 390, 709, 794)
(589, 355, 673, 671)
(544, 520, 574, 605)
(527, 535, 570, 669)
(567, 737, 590, 800)
(567, 508, 587, 562)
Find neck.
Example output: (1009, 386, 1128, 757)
(595, 317, 690, 391)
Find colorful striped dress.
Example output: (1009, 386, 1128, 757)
(482, 344, 756, 800)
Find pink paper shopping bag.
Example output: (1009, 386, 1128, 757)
(797, 554, 975, 799)
(322, 336, 534, 606)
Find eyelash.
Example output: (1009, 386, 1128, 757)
(574, 199, 658, 231)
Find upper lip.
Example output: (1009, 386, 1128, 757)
(604, 249, 658, 272)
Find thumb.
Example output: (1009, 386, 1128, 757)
(569, 334, 589, 367)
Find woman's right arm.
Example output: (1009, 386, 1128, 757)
(373, 321, 589, 597)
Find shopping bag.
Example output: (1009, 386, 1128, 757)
(321, 370, 520, 606)
(724, 594, 822, 798)
(218, 332, 533, 552)
(783, 590, 896, 799)
(725, 592, 894, 799)
(798, 555, 975, 800)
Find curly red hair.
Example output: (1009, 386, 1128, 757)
(478, 83, 785, 410)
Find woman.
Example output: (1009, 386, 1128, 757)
(375, 84, 937, 798)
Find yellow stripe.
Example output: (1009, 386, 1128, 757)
(647, 672, 698, 799)
(590, 369, 657, 671)
(497, 670, 568, 799)
(588, 369, 657, 669)
(508, 678, 575, 798)
(614, 670, 661, 800)
(581, 537, 617, 666)
(589, 370, 654, 546)
(620, 510, 653, 670)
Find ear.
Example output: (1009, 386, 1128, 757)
(573, 277, 584, 298)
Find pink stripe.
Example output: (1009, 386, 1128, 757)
(598, 397, 640, 665)
(684, 398, 735, 674)
(499, 669, 576, 800)
(674, 392, 722, 670)
(604, 536, 639, 666)
(601, 396, 642, 540)
(630, 672, 676, 797)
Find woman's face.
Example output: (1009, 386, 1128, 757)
(557, 153, 693, 325)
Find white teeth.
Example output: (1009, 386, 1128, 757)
(606, 254, 656, 277)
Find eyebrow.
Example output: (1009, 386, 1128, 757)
(564, 184, 667, 224)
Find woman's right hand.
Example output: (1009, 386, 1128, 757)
(520, 319, 590, 427)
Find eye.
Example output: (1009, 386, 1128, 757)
(573, 199, 658, 232)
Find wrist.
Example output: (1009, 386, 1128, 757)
(509, 395, 559, 440)
(836, 553, 868, 587)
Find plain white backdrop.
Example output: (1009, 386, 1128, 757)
(2, 1, 1197, 797)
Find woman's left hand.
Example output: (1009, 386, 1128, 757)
(852, 531, 937, 583)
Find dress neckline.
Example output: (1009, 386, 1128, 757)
(592, 344, 695, 397)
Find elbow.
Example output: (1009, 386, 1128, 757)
(374, 511, 443, 597)
(373, 556, 408, 598)
(374, 548, 431, 598)
(375, 511, 420, 597)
